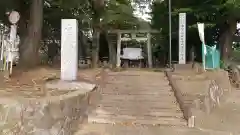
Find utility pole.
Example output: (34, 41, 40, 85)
(168, 0, 172, 68)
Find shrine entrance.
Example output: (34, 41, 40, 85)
(108, 30, 158, 68)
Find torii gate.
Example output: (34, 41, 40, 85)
(108, 29, 159, 68)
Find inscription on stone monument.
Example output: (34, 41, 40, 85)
(179, 13, 186, 64)
(61, 19, 78, 81)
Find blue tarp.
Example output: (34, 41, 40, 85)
(202, 44, 220, 69)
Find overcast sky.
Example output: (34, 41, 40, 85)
(132, 1, 152, 22)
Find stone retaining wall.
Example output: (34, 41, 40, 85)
(0, 81, 96, 135)
(165, 72, 191, 121)
(228, 64, 240, 88)
(166, 70, 231, 128)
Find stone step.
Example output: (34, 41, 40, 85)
(104, 89, 172, 92)
(105, 87, 172, 91)
(92, 108, 184, 118)
(102, 87, 173, 92)
(97, 100, 180, 108)
(107, 72, 166, 77)
(100, 94, 177, 103)
(98, 98, 178, 104)
(107, 78, 169, 82)
(92, 105, 182, 112)
(100, 95, 178, 102)
(75, 124, 229, 135)
(106, 82, 170, 86)
(93, 106, 182, 114)
(95, 106, 181, 113)
(101, 91, 174, 95)
(108, 79, 169, 83)
(88, 113, 186, 126)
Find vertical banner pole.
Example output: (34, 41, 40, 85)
(197, 23, 206, 71)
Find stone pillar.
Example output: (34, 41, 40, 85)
(61, 19, 78, 81)
(147, 33, 152, 68)
(116, 32, 121, 68)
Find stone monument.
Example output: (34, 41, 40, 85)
(178, 13, 186, 64)
(46, 19, 96, 90)
(61, 19, 78, 81)
(42, 19, 96, 134)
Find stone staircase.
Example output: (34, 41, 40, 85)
(74, 71, 195, 135)
(74, 70, 236, 135)
(88, 71, 186, 126)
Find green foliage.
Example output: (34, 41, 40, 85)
(0, 0, 149, 39)
(224, 0, 240, 18)
(220, 60, 228, 69)
(101, 0, 138, 29)
(151, 0, 240, 62)
(43, 0, 93, 40)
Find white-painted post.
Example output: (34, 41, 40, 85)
(61, 19, 78, 81)
(197, 23, 206, 71)
(147, 33, 152, 68)
(8, 24, 17, 74)
(116, 32, 121, 68)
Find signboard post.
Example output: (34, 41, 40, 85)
(178, 13, 186, 64)
(7, 11, 20, 75)
(61, 19, 78, 81)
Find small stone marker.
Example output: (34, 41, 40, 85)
(61, 19, 78, 81)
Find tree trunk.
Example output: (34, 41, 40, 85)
(78, 31, 87, 60)
(107, 34, 117, 68)
(91, 0, 104, 68)
(19, 0, 43, 68)
(91, 30, 100, 68)
(18, 0, 29, 41)
(219, 19, 236, 61)
(221, 30, 232, 61)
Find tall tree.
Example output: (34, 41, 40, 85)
(90, 0, 104, 68)
(218, 0, 240, 60)
(0, 0, 149, 68)
(90, 0, 144, 68)
(19, 0, 43, 68)
(151, 0, 240, 62)
(101, 0, 138, 68)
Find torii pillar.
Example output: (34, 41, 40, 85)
(147, 32, 152, 68)
(116, 32, 121, 68)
